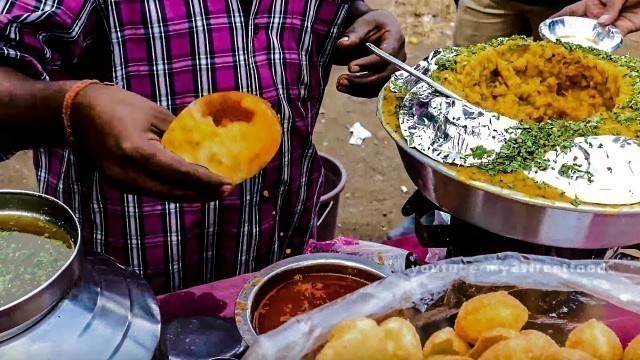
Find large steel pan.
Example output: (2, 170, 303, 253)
(378, 89, 640, 249)
(0, 190, 82, 341)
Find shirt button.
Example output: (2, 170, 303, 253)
(253, 25, 260, 36)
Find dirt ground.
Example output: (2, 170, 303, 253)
(317, 0, 456, 241)
(1, 0, 640, 243)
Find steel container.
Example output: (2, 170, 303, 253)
(235, 253, 392, 346)
(0, 190, 82, 341)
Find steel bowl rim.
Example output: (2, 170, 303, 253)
(235, 253, 392, 346)
(0, 190, 82, 316)
(377, 87, 640, 215)
(538, 16, 624, 52)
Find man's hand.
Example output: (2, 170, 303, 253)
(334, 9, 406, 98)
(553, 0, 640, 35)
(73, 84, 232, 203)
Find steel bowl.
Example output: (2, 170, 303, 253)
(378, 89, 640, 249)
(0, 190, 82, 341)
(539, 16, 623, 52)
(235, 253, 392, 346)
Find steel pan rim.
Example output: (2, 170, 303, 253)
(0, 190, 82, 339)
(376, 87, 640, 215)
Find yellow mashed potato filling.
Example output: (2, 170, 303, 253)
(435, 41, 633, 123)
(380, 38, 640, 205)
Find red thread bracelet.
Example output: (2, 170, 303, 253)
(62, 80, 110, 147)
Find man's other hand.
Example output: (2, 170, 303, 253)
(553, 0, 640, 36)
(335, 9, 406, 98)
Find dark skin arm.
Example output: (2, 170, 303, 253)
(0, 67, 231, 202)
(0, 68, 72, 151)
(334, 1, 406, 98)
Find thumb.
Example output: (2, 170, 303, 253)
(598, 0, 625, 25)
(337, 17, 373, 49)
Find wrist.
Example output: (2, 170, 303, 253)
(32, 80, 80, 145)
(63, 80, 113, 148)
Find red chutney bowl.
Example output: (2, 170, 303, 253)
(235, 253, 391, 346)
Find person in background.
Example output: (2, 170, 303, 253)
(0, 0, 405, 294)
(453, 0, 578, 46)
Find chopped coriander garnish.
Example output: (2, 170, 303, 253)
(558, 163, 594, 183)
(477, 119, 601, 176)
(469, 145, 494, 160)
(571, 197, 582, 207)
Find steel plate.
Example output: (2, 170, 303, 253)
(539, 16, 623, 52)
(0, 252, 161, 360)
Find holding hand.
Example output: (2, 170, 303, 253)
(553, 0, 640, 35)
(334, 9, 406, 98)
(71, 84, 232, 202)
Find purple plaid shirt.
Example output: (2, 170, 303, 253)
(0, 0, 350, 294)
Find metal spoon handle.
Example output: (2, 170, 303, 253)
(365, 43, 463, 101)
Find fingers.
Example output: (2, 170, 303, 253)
(347, 54, 389, 73)
(134, 141, 233, 198)
(613, 16, 639, 35)
(598, 0, 626, 24)
(551, 1, 588, 19)
(336, 65, 397, 98)
(336, 17, 377, 51)
(347, 32, 407, 73)
(335, 10, 405, 98)
(149, 108, 177, 135)
(101, 160, 217, 203)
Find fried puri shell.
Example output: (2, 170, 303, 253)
(467, 328, 520, 359)
(423, 327, 471, 358)
(478, 335, 556, 360)
(316, 317, 422, 360)
(454, 291, 529, 344)
(543, 347, 598, 360)
(161, 91, 282, 185)
(624, 334, 640, 360)
(565, 319, 623, 360)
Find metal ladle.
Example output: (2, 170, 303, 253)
(366, 43, 464, 101)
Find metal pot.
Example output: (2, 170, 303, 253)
(235, 253, 392, 346)
(377, 88, 640, 249)
(0, 190, 82, 341)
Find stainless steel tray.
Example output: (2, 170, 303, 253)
(378, 87, 640, 249)
(0, 252, 161, 360)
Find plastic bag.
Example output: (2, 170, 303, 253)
(303, 237, 424, 272)
(242, 252, 640, 360)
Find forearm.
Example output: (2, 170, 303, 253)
(0, 67, 76, 154)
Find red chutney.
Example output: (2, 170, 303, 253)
(253, 273, 370, 334)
